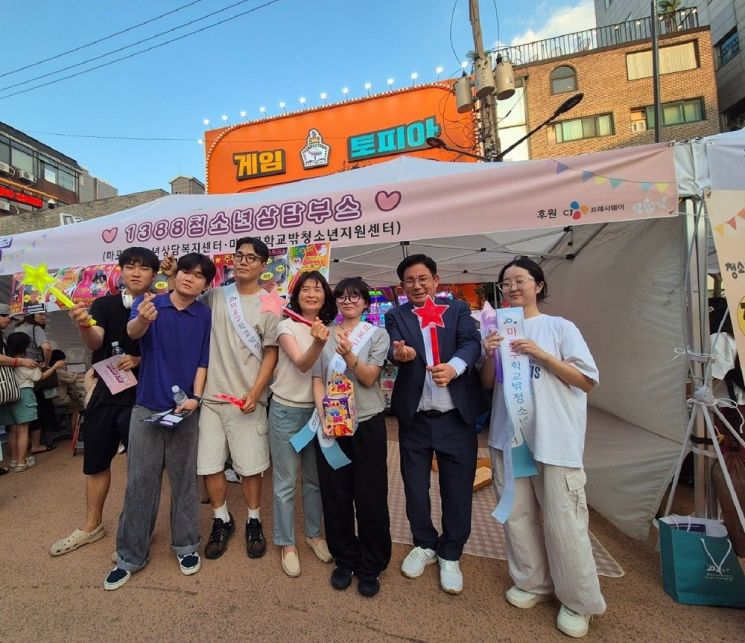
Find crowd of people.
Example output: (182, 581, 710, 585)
(0, 237, 607, 638)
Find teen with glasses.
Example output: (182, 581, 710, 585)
(480, 257, 605, 638)
(311, 277, 391, 597)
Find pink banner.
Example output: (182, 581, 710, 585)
(0, 143, 677, 275)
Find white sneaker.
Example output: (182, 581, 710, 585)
(401, 546, 437, 578)
(506, 585, 553, 609)
(557, 605, 592, 638)
(438, 557, 463, 595)
(224, 468, 242, 484)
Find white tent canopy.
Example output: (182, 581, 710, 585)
(2, 131, 743, 539)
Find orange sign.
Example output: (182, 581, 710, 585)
(205, 83, 476, 194)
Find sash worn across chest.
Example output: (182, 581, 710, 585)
(326, 321, 377, 384)
(222, 283, 264, 362)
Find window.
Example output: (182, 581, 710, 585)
(641, 97, 705, 128)
(555, 114, 615, 143)
(716, 29, 740, 68)
(41, 157, 58, 184)
(59, 168, 76, 191)
(0, 137, 9, 165)
(11, 146, 33, 173)
(626, 41, 698, 80)
(550, 66, 577, 94)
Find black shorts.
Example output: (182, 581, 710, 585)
(82, 401, 133, 475)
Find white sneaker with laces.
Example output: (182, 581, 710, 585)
(401, 546, 437, 578)
(506, 585, 553, 609)
(556, 605, 592, 638)
(438, 557, 463, 595)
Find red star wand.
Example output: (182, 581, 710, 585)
(259, 289, 313, 327)
(412, 296, 449, 365)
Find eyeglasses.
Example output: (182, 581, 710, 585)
(233, 252, 261, 265)
(336, 293, 362, 303)
(498, 277, 535, 291)
(403, 276, 432, 288)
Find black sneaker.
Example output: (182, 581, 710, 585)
(103, 566, 131, 591)
(357, 574, 380, 597)
(245, 518, 266, 559)
(205, 514, 235, 560)
(330, 566, 353, 590)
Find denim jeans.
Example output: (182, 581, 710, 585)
(268, 400, 322, 546)
(115, 405, 200, 572)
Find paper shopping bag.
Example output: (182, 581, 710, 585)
(658, 515, 745, 608)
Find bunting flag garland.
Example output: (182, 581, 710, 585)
(553, 160, 671, 194)
(713, 209, 745, 236)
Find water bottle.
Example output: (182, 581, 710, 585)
(111, 341, 124, 356)
(172, 385, 188, 407)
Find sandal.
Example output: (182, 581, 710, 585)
(49, 523, 105, 556)
(31, 444, 56, 454)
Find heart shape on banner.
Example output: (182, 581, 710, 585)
(375, 190, 402, 212)
(101, 228, 118, 243)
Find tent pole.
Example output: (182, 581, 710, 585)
(684, 196, 712, 518)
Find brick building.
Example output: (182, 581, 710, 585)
(0, 121, 117, 216)
(494, 16, 720, 160)
(594, 1, 745, 130)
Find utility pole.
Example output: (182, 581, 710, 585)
(651, 0, 662, 142)
(469, 0, 500, 160)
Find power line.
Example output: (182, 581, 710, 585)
(0, 0, 206, 80)
(0, 0, 266, 94)
(0, 0, 281, 101)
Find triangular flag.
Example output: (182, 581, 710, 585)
(582, 171, 593, 182)
(556, 162, 570, 174)
(714, 224, 726, 236)
(610, 178, 623, 188)
(594, 176, 607, 185)
(655, 182, 668, 193)
(641, 182, 652, 191)
(738, 209, 745, 219)
(727, 217, 738, 230)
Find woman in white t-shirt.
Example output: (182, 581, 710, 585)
(709, 297, 744, 432)
(480, 257, 605, 639)
(268, 271, 337, 578)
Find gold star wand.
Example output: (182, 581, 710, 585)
(21, 263, 97, 326)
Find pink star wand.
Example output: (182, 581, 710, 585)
(412, 296, 449, 366)
(259, 289, 313, 327)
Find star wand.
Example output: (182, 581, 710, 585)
(21, 263, 97, 326)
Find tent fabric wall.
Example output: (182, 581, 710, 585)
(537, 218, 688, 538)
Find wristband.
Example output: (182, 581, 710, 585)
(193, 395, 203, 407)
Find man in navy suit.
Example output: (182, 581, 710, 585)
(385, 254, 486, 595)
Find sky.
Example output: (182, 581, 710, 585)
(0, 0, 595, 195)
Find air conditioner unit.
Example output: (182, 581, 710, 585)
(0, 200, 11, 212)
(0, 161, 12, 175)
(631, 120, 647, 133)
(18, 170, 36, 182)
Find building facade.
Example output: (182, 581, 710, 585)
(494, 18, 719, 160)
(594, 1, 745, 129)
(0, 122, 117, 216)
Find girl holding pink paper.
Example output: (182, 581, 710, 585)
(480, 257, 605, 639)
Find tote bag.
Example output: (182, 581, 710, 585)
(0, 364, 20, 406)
(659, 515, 745, 608)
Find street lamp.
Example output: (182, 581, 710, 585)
(426, 93, 584, 162)
(495, 92, 584, 161)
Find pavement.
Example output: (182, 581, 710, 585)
(1, 432, 743, 642)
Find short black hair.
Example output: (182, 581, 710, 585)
(498, 256, 548, 301)
(333, 277, 371, 306)
(6, 331, 31, 358)
(288, 271, 337, 324)
(119, 246, 160, 272)
(235, 236, 269, 263)
(177, 253, 217, 285)
(396, 254, 437, 281)
(50, 349, 66, 365)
